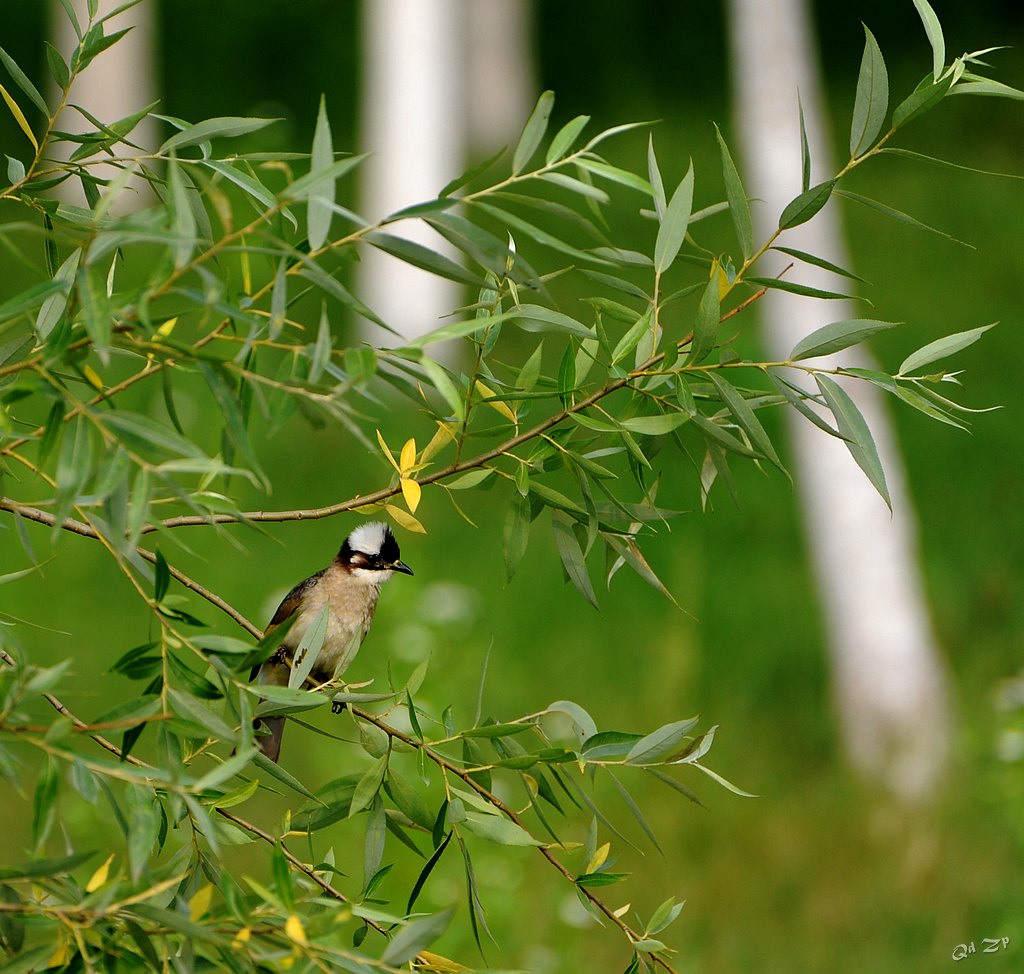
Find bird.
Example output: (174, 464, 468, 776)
(250, 521, 413, 762)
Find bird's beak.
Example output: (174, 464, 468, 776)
(392, 560, 414, 576)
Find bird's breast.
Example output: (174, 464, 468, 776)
(284, 568, 382, 683)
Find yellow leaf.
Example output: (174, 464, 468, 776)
(421, 421, 456, 464)
(415, 950, 470, 972)
(376, 429, 401, 473)
(85, 853, 114, 892)
(352, 503, 383, 516)
(83, 364, 103, 391)
(399, 437, 417, 475)
(0, 82, 39, 153)
(613, 902, 631, 918)
(231, 927, 251, 949)
(240, 236, 252, 295)
(585, 842, 610, 875)
(285, 913, 308, 947)
(475, 380, 517, 425)
(47, 938, 71, 968)
(188, 883, 214, 920)
(713, 258, 730, 300)
(401, 477, 421, 514)
(384, 503, 426, 534)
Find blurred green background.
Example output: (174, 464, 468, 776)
(2, 2, 1023, 971)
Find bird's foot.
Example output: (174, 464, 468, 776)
(331, 700, 347, 715)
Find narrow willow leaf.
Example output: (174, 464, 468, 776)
(771, 245, 867, 283)
(625, 716, 701, 765)
(552, 513, 598, 608)
(463, 812, 541, 846)
(420, 356, 465, 420)
(745, 276, 856, 301)
(789, 319, 898, 361)
(159, 115, 278, 152)
(706, 372, 787, 476)
(912, 0, 945, 80)
(503, 491, 530, 582)
(654, 160, 694, 274)
(714, 125, 753, 260)
(167, 159, 196, 268)
(893, 384, 968, 430)
(546, 114, 590, 163)
(798, 93, 811, 191)
(612, 309, 653, 365)
(778, 179, 836, 230)
(512, 90, 554, 174)
(892, 72, 954, 128)
(306, 96, 334, 250)
(604, 534, 681, 609)
(692, 761, 758, 797)
(575, 157, 652, 195)
(879, 146, 1024, 181)
(365, 230, 483, 288)
(32, 757, 58, 852)
(350, 754, 389, 817)
(850, 25, 889, 157)
(608, 772, 662, 853)
(406, 830, 452, 915)
(687, 273, 720, 365)
(836, 190, 972, 247)
(0, 82, 38, 151)
(767, 373, 846, 440)
(0, 279, 63, 326)
(898, 323, 995, 375)
(618, 413, 689, 436)
(36, 248, 81, 339)
(514, 303, 593, 338)
(381, 909, 454, 967)
(952, 78, 1024, 101)
(539, 170, 610, 203)
(815, 375, 890, 508)
(647, 135, 666, 221)
(0, 46, 48, 114)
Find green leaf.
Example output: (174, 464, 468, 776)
(898, 323, 994, 375)
(36, 248, 80, 340)
(778, 179, 836, 230)
(654, 159, 694, 274)
(849, 25, 889, 157)
(625, 716, 700, 765)
(912, 0, 945, 80)
(618, 413, 690, 436)
(406, 830, 452, 914)
(836, 190, 972, 248)
(350, 754, 389, 817)
(547, 700, 598, 743)
(789, 319, 899, 361)
(892, 72, 955, 128)
(420, 356, 465, 420)
(366, 230, 483, 288)
(687, 273, 720, 365)
(771, 246, 867, 283)
(706, 372, 787, 476)
(552, 512, 598, 608)
(159, 115, 278, 152)
(306, 95, 334, 251)
(798, 93, 811, 191)
(767, 373, 846, 440)
(545, 114, 590, 163)
(167, 158, 196, 268)
(746, 276, 856, 301)
(462, 812, 541, 846)
(0, 46, 48, 114)
(815, 375, 890, 508)
(380, 908, 454, 966)
(714, 125, 753, 261)
(575, 157, 652, 195)
(512, 90, 554, 174)
(31, 757, 58, 852)
(515, 303, 593, 339)
(503, 491, 531, 582)
(103, 411, 203, 460)
(288, 603, 329, 690)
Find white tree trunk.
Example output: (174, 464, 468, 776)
(727, 0, 951, 802)
(48, 0, 157, 209)
(358, 0, 464, 342)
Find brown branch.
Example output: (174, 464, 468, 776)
(0, 499, 261, 638)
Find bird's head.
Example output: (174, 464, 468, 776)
(338, 522, 414, 583)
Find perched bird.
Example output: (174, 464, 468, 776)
(251, 521, 413, 762)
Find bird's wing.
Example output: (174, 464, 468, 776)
(249, 569, 325, 682)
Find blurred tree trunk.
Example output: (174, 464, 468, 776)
(727, 0, 951, 802)
(48, 0, 157, 208)
(358, 0, 532, 342)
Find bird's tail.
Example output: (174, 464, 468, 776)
(255, 715, 285, 763)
